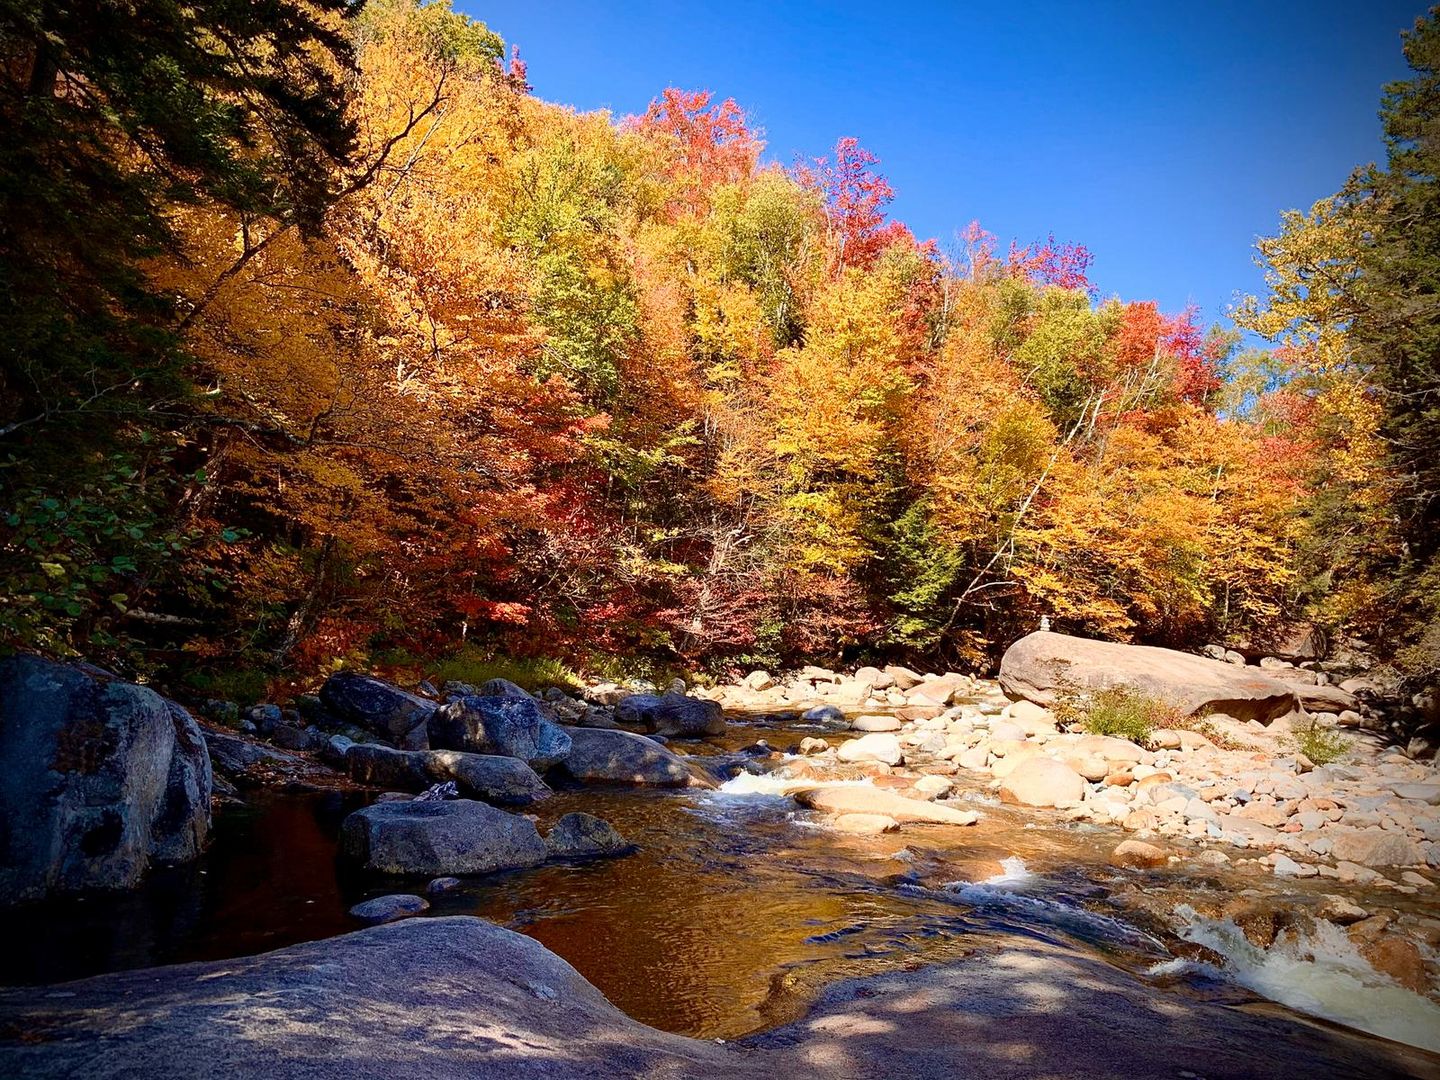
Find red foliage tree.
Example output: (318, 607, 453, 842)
(631, 88, 762, 202)
(1162, 305, 1223, 404)
(805, 137, 896, 272)
(1007, 234, 1094, 293)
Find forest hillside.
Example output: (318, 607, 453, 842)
(1, 0, 1436, 704)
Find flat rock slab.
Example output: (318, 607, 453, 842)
(795, 785, 979, 825)
(2, 917, 1434, 1080)
(999, 630, 1297, 723)
(204, 729, 353, 792)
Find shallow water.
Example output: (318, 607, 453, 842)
(2, 712, 1436, 1049)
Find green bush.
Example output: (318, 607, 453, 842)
(181, 666, 272, 707)
(1052, 684, 1185, 745)
(1292, 721, 1350, 766)
(430, 648, 583, 693)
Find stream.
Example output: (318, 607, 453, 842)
(3, 711, 1438, 1050)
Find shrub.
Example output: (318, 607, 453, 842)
(1052, 684, 1186, 745)
(1292, 721, 1350, 765)
(430, 648, 582, 693)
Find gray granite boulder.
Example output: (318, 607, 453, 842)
(426, 694, 571, 768)
(320, 672, 435, 748)
(557, 727, 701, 786)
(615, 691, 725, 737)
(339, 799, 546, 876)
(344, 743, 551, 806)
(0, 655, 211, 904)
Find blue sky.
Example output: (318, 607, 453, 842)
(464, 0, 1425, 331)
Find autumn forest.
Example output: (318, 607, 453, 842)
(2, 0, 1437, 701)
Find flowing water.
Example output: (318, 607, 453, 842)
(3, 711, 1438, 1052)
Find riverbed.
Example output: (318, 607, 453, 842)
(4, 710, 1439, 1056)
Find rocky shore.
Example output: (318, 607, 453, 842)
(2, 628, 1438, 1069)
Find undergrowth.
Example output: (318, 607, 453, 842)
(1291, 720, 1350, 765)
(430, 648, 583, 692)
(1052, 684, 1188, 744)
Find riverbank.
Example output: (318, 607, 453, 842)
(3, 637, 1438, 1072)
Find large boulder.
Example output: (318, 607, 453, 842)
(999, 756, 1086, 808)
(344, 744, 550, 806)
(558, 727, 699, 786)
(426, 695, 571, 769)
(614, 691, 724, 737)
(339, 799, 546, 876)
(0, 918, 1426, 1080)
(999, 631, 1296, 723)
(0, 655, 211, 904)
(320, 672, 435, 748)
(0, 917, 744, 1079)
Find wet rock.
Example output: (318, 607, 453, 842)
(1271, 854, 1316, 878)
(544, 812, 632, 858)
(912, 774, 953, 799)
(427, 695, 571, 769)
(559, 727, 698, 787)
(999, 757, 1086, 808)
(1315, 894, 1368, 924)
(0, 655, 212, 904)
(1110, 840, 1167, 869)
(836, 732, 903, 765)
(320, 672, 435, 748)
(349, 894, 429, 925)
(831, 813, 900, 834)
(615, 692, 725, 737)
(999, 631, 1296, 723)
(795, 785, 979, 825)
(1350, 931, 1428, 993)
(339, 799, 546, 876)
(1223, 897, 1315, 949)
(426, 876, 462, 895)
(802, 704, 845, 723)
